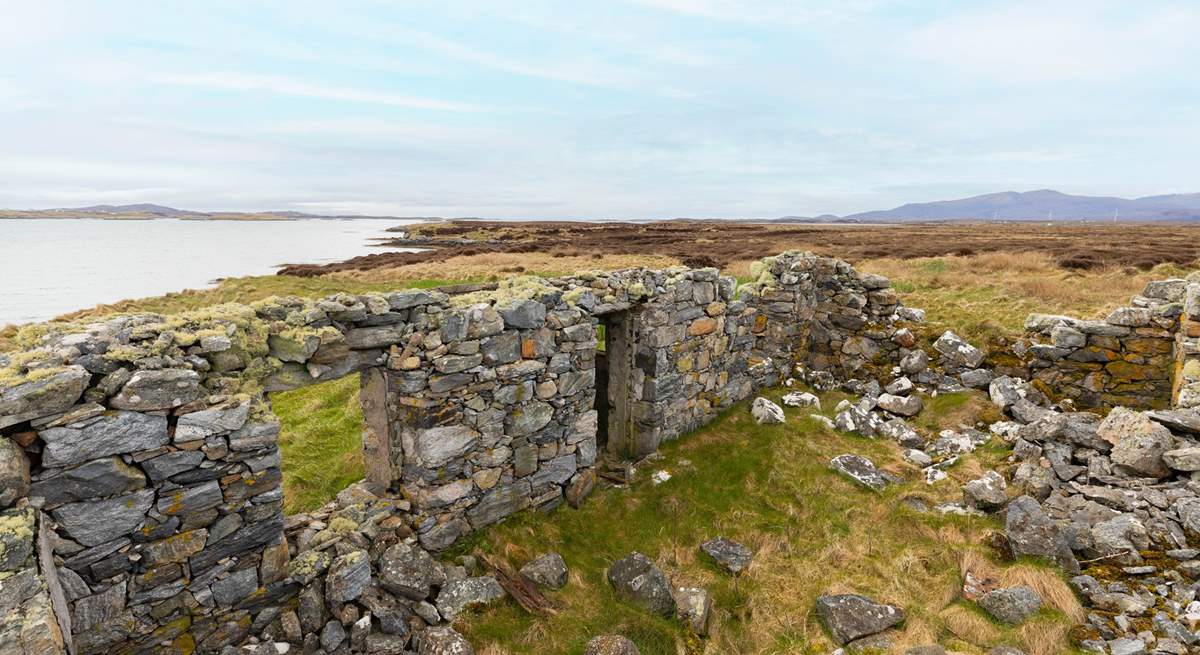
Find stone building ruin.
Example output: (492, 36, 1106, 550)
(3, 250, 1200, 653)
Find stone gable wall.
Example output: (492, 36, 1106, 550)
(1018, 277, 1200, 410)
(0, 251, 922, 654)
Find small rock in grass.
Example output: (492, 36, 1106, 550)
(607, 552, 675, 616)
(520, 553, 568, 590)
(782, 391, 820, 409)
(830, 454, 894, 491)
(700, 537, 753, 575)
(584, 635, 639, 655)
(977, 586, 1041, 624)
(751, 397, 785, 425)
(815, 593, 905, 645)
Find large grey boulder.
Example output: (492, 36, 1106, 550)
(0, 437, 30, 508)
(815, 593, 905, 645)
(751, 397, 785, 425)
(1004, 495, 1079, 574)
(584, 635, 639, 655)
(1099, 408, 1173, 478)
(417, 626, 475, 655)
(435, 576, 505, 620)
(110, 369, 201, 411)
(0, 365, 89, 429)
(520, 552, 568, 590)
(607, 552, 676, 616)
(378, 542, 446, 601)
(977, 586, 1041, 624)
(700, 536, 753, 575)
(933, 331, 985, 369)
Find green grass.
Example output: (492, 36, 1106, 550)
(450, 389, 1082, 655)
(273, 374, 365, 514)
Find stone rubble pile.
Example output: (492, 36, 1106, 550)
(981, 376, 1200, 653)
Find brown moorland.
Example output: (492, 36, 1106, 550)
(277, 220, 1200, 276)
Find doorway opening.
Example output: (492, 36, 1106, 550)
(593, 311, 633, 457)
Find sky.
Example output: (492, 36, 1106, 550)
(0, 0, 1197, 219)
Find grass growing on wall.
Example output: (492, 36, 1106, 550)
(273, 374, 365, 514)
(451, 389, 1082, 655)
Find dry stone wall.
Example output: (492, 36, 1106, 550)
(0, 251, 963, 654)
(1019, 277, 1200, 410)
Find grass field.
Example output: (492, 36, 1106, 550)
(450, 388, 1082, 655)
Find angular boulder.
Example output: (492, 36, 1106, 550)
(436, 576, 505, 620)
(520, 552, 568, 590)
(815, 593, 905, 645)
(378, 542, 446, 601)
(751, 397, 785, 425)
(963, 471, 1008, 512)
(877, 393, 922, 417)
(933, 331, 985, 369)
(976, 586, 1041, 624)
(700, 537, 753, 575)
(607, 552, 676, 616)
(1099, 408, 1173, 478)
(830, 454, 893, 492)
(781, 391, 820, 409)
(1004, 495, 1079, 574)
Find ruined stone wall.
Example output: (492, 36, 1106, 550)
(1020, 279, 1190, 409)
(0, 252, 916, 654)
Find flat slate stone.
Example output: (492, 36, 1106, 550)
(29, 456, 145, 507)
(51, 488, 154, 547)
(40, 411, 168, 468)
(0, 365, 89, 430)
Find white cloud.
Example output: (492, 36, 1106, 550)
(904, 1, 1200, 83)
(150, 72, 489, 112)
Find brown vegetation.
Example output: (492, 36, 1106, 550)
(279, 220, 1200, 276)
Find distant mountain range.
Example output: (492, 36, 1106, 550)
(4, 190, 1200, 222)
(775, 190, 1200, 223)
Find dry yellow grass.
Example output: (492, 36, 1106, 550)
(327, 252, 683, 283)
(857, 252, 1191, 346)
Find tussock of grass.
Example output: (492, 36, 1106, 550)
(452, 389, 1081, 655)
(272, 374, 365, 514)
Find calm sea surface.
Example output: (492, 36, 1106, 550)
(0, 218, 418, 327)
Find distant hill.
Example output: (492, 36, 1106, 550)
(842, 189, 1200, 222)
(66, 203, 202, 216)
